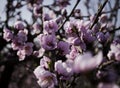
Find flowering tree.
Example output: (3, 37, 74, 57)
(0, 0, 120, 88)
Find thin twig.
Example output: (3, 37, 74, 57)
(90, 0, 109, 29)
(101, 6, 120, 14)
(109, 26, 120, 33)
(58, 0, 81, 30)
(99, 60, 115, 70)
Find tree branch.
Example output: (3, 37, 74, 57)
(90, 0, 109, 29)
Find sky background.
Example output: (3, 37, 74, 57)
(0, 0, 120, 27)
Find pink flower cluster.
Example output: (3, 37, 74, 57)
(3, 21, 33, 61)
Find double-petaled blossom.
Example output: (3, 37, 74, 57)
(34, 66, 58, 88)
(43, 20, 58, 34)
(74, 51, 103, 73)
(14, 21, 25, 30)
(107, 41, 120, 61)
(57, 41, 70, 55)
(3, 28, 13, 42)
(55, 60, 74, 80)
(37, 34, 57, 50)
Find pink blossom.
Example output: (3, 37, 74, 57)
(43, 20, 58, 34)
(81, 29, 96, 43)
(74, 51, 103, 73)
(14, 21, 25, 30)
(17, 50, 26, 61)
(37, 34, 57, 50)
(107, 43, 120, 61)
(40, 56, 51, 69)
(43, 13, 51, 21)
(34, 66, 58, 88)
(16, 42, 33, 60)
(11, 36, 24, 50)
(17, 29, 28, 42)
(32, 22, 41, 35)
(66, 45, 79, 60)
(55, 0, 70, 9)
(96, 32, 110, 43)
(64, 21, 77, 37)
(33, 5, 42, 17)
(55, 60, 74, 79)
(3, 28, 13, 42)
(20, 42, 33, 56)
(57, 41, 70, 55)
(33, 48, 45, 58)
(99, 14, 108, 23)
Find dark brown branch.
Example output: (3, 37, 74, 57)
(58, 0, 81, 30)
(90, 0, 109, 29)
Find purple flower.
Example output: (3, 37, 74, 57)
(40, 56, 51, 69)
(3, 28, 13, 42)
(37, 34, 57, 50)
(34, 66, 58, 88)
(14, 21, 25, 30)
(74, 51, 103, 73)
(43, 20, 58, 34)
(55, 60, 74, 79)
(57, 41, 70, 55)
